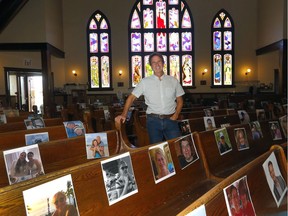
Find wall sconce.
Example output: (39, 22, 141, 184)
(245, 68, 251, 76)
(200, 69, 208, 85)
(72, 70, 77, 77)
(118, 70, 123, 76)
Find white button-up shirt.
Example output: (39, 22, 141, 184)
(132, 74, 185, 115)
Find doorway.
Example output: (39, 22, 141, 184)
(5, 68, 43, 113)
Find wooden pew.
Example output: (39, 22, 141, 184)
(0, 118, 64, 133)
(0, 129, 121, 188)
(0, 132, 220, 215)
(0, 125, 69, 152)
(178, 146, 287, 216)
(193, 121, 287, 179)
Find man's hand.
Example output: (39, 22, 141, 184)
(115, 115, 127, 124)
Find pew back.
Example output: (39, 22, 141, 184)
(178, 146, 287, 216)
(0, 136, 219, 215)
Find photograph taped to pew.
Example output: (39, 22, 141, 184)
(148, 142, 176, 184)
(269, 121, 283, 140)
(23, 174, 79, 216)
(234, 128, 249, 151)
(101, 152, 138, 206)
(237, 110, 250, 124)
(204, 108, 214, 117)
(85, 132, 109, 159)
(174, 134, 199, 169)
(214, 128, 232, 155)
(204, 116, 216, 131)
(249, 121, 263, 140)
(0, 113, 7, 124)
(279, 115, 287, 138)
(186, 204, 206, 216)
(3, 144, 45, 185)
(256, 109, 266, 122)
(63, 120, 86, 138)
(3, 108, 19, 117)
(178, 119, 191, 135)
(223, 176, 256, 216)
(25, 132, 49, 145)
(24, 117, 45, 129)
(262, 152, 287, 207)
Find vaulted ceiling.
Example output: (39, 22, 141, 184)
(0, 0, 29, 33)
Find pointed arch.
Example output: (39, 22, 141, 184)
(211, 9, 234, 87)
(87, 10, 113, 90)
(128, 0, 195, 88)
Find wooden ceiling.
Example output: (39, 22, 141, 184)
(0, 0, 29, 33)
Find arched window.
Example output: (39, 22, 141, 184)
(87, 10, 112, 90)
(211, 9, 234, 87)
(128, 0, 194, 88)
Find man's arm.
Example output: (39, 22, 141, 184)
(171, 96, 183, 120)
(115, 94, 137, 123)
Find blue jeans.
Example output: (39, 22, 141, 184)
(146, 115, 181, 144)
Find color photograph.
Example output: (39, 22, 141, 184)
(204, 116, 216, 131)
(148, 142, 176, 184)
(101, 152, 138, 206)
(85, 132, 109, 159)
(25, 132, 49, 145)
(3, 144, 44, 185)
(249, 121, 263, 140)
(262, 152, 287, 207)
(234, 128, 249, 151)
(178, 119, 191, 135)
(63, 121, 86, 138)
(214, 128, 232, 155)
(174, 134, 199, 169)
(23, 174, 79, 216)
(223, 176, 256, 216)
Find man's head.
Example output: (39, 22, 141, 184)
(180, 139, 193, 162)
(149, 52, 165, 77)
(268, 161, 276, 181)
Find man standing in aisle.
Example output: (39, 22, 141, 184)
(115, 52, 185, 144)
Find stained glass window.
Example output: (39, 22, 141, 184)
(129, 0, 194, 88)
(87, 10, 112, 90)
(211, 9, 234, 87)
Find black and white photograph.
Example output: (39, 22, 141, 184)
(101, 152, 138, 206)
